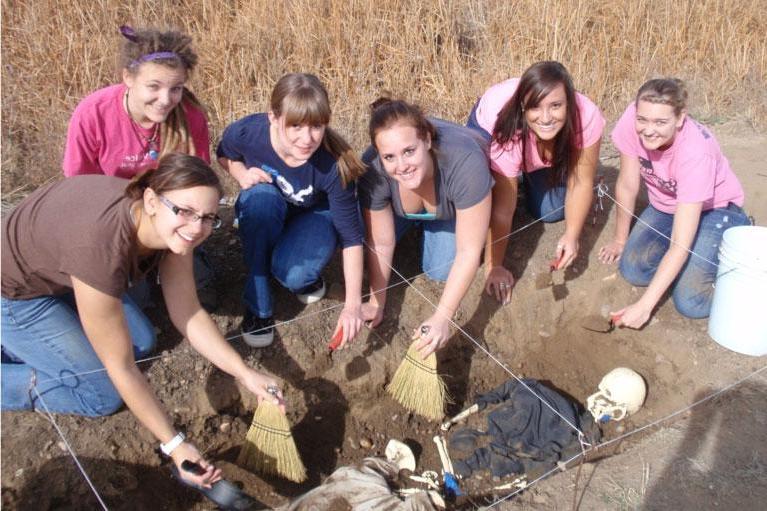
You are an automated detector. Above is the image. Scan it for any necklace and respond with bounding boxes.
[124,90,160,160]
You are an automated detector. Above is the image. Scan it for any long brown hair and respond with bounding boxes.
[125,153,222,200]
[270,73,364,187]
[119,26,206,159]
[492,61,582,187]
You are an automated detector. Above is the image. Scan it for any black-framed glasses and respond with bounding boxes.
[158,195,222,229]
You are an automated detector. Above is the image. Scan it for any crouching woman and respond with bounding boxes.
[598,79,750,326]
[1,153,281,487]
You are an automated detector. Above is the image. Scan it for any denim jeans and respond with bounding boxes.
[236,183,338,318]
[395,215,457,282]
[619,203,751,318]
[466,100,565,222]
[1,292,156,416]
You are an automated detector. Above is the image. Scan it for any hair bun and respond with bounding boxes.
[370,95,394,112]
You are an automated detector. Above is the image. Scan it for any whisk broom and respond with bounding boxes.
[237,388,307,483]
[386,327,449,421]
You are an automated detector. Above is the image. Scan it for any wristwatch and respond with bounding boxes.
[160,432,185,456]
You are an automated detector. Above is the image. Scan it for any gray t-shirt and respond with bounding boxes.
[359,118,493,220]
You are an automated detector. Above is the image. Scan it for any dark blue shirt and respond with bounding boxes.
[216,113,362,248]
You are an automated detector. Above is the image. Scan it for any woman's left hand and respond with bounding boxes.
[611,301,652,329]
[238,369,285,413]
[554,235,579,270]
[413,315,452,359]
[331,304,364,350]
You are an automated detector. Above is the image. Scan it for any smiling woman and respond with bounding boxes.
[217,73,366,349]
[1,153,283,490]
[63,26,209,178]
[359,98,493,357]
[598,78,750,327]
[467,61,606,303]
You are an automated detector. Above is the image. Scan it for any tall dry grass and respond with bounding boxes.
[2,0,766,194]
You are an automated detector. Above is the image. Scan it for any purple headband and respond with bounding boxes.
[119,25,180,67]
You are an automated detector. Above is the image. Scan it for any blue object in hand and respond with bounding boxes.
[444,472,463,497]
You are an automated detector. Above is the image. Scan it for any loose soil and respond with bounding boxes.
[2,123,766,510]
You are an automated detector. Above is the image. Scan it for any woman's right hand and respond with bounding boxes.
[171,441,222,489]
[361,300,384,328]
[598,240,626,264]
[484,266,514,305]
[234,166,274,190]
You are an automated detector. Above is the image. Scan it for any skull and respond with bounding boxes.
[586,367,646,423]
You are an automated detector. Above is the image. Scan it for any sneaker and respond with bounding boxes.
[240,311,274,347]
[295,277,326,305]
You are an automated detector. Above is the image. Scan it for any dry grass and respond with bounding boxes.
[2,0,766,194]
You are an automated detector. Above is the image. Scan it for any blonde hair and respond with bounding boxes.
[635,78,688,116]
[270,73,364,187]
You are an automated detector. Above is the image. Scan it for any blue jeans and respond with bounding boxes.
[619,203,750,318]
[236,184,338,318]
[1,292,156,416]
[395,216,457,282]
[466,99,565,222]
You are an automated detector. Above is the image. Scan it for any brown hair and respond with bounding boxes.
[125,153,222,200]
[635,78,688,116]
[492,61,582,187]
[120,26,206,160]
[270,73,364,187]
[368,97,439,161]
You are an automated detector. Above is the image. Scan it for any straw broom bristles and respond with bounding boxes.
[237,400,307,483]
[386,340,449,421]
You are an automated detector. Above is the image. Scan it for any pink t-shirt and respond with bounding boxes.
[473,77,606,177]
[63,84,210,179]
[611,102,744,214]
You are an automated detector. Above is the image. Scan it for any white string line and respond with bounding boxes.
[34,201,564,387]
[362,236,587,438]
[484,363,767,509]
[597,184,719,268]
[31,386,109,510]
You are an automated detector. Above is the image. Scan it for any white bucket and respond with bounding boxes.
[708,225,767,356]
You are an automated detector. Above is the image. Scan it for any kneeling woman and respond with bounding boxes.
[467,61,605,303]
[359,98,492,357]
[2,154,281,487]
[598,79,749,327]
[217,73,366,348]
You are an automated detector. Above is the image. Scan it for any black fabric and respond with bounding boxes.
[451,378,599,478]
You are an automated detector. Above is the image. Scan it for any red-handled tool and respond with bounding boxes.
[549,252,566,272]
[328,327,343,350]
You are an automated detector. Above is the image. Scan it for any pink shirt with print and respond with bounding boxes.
[473,77,606,178]
[63,84,210,179]
[611,102,744,214]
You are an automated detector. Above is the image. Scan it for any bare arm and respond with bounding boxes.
[614,202,702,328]
[72,277,221,487]
[361,206,397,327]
[557,139,601,268]
[483,175,518,304]
[332,244,364,347]
[599,152,642,263]
[159,252,282,402]
[416,193,492,357]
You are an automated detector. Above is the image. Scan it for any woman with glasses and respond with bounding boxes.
[598,78,749,327]
[2,153,282,489]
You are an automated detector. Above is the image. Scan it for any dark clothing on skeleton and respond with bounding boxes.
[450,378,599,478]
